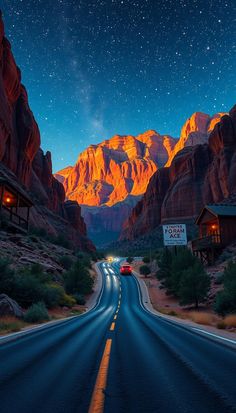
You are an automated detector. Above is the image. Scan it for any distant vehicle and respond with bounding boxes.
[120,263,132,275]
[107,256,113,263]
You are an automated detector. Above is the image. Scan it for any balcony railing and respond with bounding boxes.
[192,233,222,251]
[1,205,28,231]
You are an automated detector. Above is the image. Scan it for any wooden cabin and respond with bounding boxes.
[0,178,33,233]
[192,204,236,264]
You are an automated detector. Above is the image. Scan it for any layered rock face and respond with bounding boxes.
[56,131,176,244]
[166,112,225,166]
[58,131,176,207]
[0,12,93,250]
[121,106,236,240]
[57,112,223,245]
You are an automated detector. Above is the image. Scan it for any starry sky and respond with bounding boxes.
[1,0,236,171]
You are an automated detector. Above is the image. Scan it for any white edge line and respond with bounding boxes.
[132,271,236,347]
[192,328,236,345]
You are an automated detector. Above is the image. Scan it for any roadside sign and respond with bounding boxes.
[162,224,187,246]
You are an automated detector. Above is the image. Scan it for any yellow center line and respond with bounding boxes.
[88,339,112,413]
[116,310,119,314]
[114,315,117,320]
[110,322,116,331]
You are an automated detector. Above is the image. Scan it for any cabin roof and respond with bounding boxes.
[0,178,33,206]
[196,204,236,224]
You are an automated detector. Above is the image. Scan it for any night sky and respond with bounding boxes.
[1,0,236,171]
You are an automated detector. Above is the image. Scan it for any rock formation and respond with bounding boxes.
[0,294,24,318]
[56,112,223,245]
[0,11,94,251]
[121,106,236,241]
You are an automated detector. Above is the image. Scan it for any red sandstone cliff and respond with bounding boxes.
[0,11,93,250]
[57,131,176,207]
[120,106,236,241]
[56,111,223,245]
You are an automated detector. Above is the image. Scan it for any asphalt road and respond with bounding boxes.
[0,260,236,413]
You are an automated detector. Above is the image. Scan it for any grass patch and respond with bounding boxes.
[188,311,217,325]
[0,316,26,335]
[224,314,236,328]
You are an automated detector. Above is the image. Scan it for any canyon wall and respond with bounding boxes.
[120,106,236,241]
[56,112,223,246]
[0,11,93,250]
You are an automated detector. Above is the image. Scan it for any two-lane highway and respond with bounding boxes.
[0,260,236,413]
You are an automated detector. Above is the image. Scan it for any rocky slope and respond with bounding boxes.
[121,105,236,241]
[0,11,94,251]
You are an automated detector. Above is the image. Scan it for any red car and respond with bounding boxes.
[120,264,132,275]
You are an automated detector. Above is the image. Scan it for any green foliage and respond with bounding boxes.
[143,256,151,264]
[156,248,172,282]
[73,293,86,305]
[59,255,73,270]
[0,259,66,309]
[64,260,94,295]
[214,261,236,316]
[139,265,151,277]
[24,302,49,323]
[169,248,196,295]
[178,261,211,308]
[127,257,134,264]
[60,294,76,308]
[75,252,92,269]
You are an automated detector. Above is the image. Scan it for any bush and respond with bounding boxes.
[64,260,94,295]
[42,284,65,309]
[73,294,86,305]
[60,294,76,308]
[143,256,150,264]
[127,257,134,264]
[139,265,151,277]
[59,256,73,270]
[24,302,49,323]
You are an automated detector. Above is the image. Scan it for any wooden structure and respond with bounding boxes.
[192,204,236,264]
[0,178,33,233]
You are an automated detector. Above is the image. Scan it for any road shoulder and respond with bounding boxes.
[133,270,236,347]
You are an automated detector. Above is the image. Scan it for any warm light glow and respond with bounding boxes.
[6,197,11,203]
[211,224,217,230]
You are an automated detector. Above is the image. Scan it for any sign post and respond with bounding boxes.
[162,224,187,252]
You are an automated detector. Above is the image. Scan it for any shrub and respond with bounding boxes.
[143,256,150,264]
[63,260,94,295]
[42,284,65,309]
[60,294,76,308]
[189,311,215,325]
[127,257,134,264]
[73,294,86,305]
[59,255,73,270]
[24,302,49,323]
[139,265,151,277]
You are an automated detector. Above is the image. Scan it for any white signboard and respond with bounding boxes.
[162,224,187,246]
